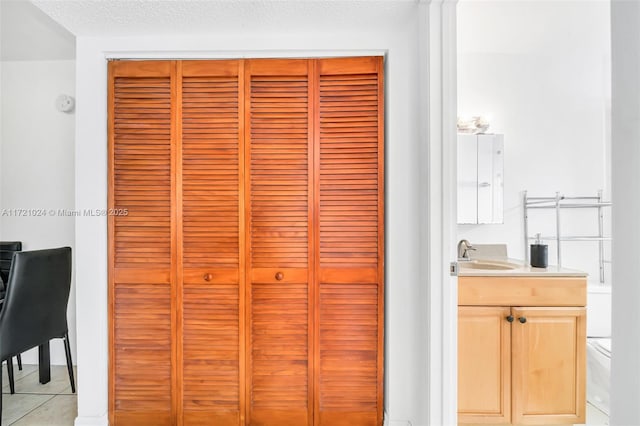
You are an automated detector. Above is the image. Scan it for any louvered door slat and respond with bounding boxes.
[319,72,379,269]
[114,284,172,418]
[250,282,308,424]
[249,70,309,268]
[316,57,384,426]
[181,61,242,425]
[113,77,172,270]
[246,59,312,425]
[109,62,174,426]
[182,285,240,425]
[182,74,240,268]
[319,283,378,425]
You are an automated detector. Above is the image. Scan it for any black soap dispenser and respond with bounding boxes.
[530,233,548,268]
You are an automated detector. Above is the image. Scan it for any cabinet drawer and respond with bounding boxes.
[459,276,586,307]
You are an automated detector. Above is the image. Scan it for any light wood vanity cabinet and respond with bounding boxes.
[458,276,586,425]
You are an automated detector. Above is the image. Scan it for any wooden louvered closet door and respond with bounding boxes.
[245,59,313,425]
[315,57,384,426]
[109,57,383,426]
[180,60,243,425]
[109,61,176,426]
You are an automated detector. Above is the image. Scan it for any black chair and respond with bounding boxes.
[0,241,24,387]
[0,247,76,417]
[0,241,22,291]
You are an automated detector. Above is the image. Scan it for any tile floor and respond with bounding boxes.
[1,364,76,426]
[0,364,610,426]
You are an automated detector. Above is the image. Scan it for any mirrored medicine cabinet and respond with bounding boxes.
[457,133,504,224]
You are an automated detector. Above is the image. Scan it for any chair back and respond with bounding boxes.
[0,247,72,360]
[0,241,22,284]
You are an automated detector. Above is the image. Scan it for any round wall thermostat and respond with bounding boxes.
[56,94,75,113]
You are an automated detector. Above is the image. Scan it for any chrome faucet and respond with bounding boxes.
[457,239,476,260]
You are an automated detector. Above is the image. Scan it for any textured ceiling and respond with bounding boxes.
[32,0,418,37]
[1,0,75,61]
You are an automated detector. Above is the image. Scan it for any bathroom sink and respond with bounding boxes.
[459,260,520,270]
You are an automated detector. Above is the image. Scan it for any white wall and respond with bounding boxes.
[73,18,433,426]
[611,1,640,424]
[0,60,76,365]
[457,0,611,282]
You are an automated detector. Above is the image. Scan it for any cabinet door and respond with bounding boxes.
[316,57,384,426]
[458,306,512,424]
[245,59,313,426]
[511,307,586,425]
[180,60,243,425]
[109,61,176,425]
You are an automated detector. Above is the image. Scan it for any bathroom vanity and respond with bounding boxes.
[458,260,587,425]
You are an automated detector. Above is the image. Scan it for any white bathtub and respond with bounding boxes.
[586,284,611,416]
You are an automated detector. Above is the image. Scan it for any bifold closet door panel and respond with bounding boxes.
[245,59,313,425]
[316,56,384,426]
[109,60,176,425]
[180,60,243,425]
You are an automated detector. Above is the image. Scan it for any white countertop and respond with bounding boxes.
[458,258,588,277]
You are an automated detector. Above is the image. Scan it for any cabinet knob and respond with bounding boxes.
[518,317,527,324]
[275,272,284,281]
[506,315,514,323]
[203,273,213,282]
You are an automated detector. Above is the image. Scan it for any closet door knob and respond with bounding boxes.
[518,317,527,324]
[203,273,213,282]
[506,315,514,323]
[275,272,284,281]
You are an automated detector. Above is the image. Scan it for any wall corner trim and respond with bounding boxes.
[419,0,459,424]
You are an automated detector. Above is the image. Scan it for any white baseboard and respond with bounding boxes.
[384,411,412,426]
[74,414,109,426]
